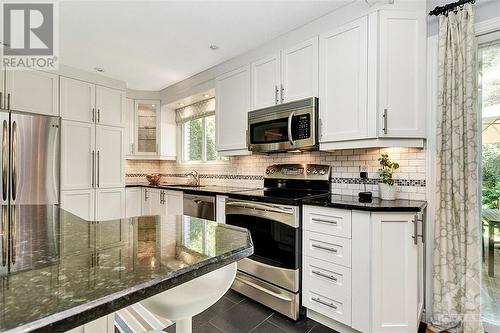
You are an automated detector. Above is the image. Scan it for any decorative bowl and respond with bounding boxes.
[146,174,161,185]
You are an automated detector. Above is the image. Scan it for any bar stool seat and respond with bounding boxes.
[141,263,237,333]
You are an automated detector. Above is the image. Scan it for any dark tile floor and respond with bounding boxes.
[164,289,338,333]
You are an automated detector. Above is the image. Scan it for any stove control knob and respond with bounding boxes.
[306,168,311,174]
[266,169,270,175]
[312,168,318,175]
[270,168,275,174]
[319,169,326,175]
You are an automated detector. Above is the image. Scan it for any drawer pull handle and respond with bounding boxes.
[312,297,338,310]
[312,218,338,225]
[312,244,338,253]
[312,270,338,282]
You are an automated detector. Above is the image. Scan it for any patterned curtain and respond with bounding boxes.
[431,4,481,333]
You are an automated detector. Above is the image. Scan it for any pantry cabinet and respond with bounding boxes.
[302,206,424,333]
[251,37,318,110]
[4,70,59,116]
[61,189,96,221]
[95,125,125,188]
[60,76,125,128]
[378,10,426,138]
[95,188,125,221]
[215,65,251,155]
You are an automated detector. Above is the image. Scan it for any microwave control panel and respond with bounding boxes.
[294,114,311,139]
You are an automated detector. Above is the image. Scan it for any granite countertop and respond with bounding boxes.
[301,194,427,212]
[0,205,253,333]
[126,182,257,196]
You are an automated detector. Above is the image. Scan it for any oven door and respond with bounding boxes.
[225,199,300,292]
[248,98,317,152]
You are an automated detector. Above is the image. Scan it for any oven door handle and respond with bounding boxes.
[287,111,295,146]
[226,201,295,215]
[234,275,293,302]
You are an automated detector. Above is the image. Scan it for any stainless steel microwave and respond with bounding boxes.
[247,97,318,153]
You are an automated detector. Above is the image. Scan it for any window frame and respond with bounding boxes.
[179,114,228,165]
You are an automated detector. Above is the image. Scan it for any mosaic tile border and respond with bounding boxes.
[126,173,426,187]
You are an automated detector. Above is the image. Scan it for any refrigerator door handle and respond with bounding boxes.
[2,120,7,202]
[11,121,17,201]
[0,92,2,109]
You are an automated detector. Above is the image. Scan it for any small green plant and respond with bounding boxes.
[378,153,400,186]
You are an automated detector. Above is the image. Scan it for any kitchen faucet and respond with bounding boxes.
[186,170,200,186]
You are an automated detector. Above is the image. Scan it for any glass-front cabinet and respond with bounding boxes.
[133,100,160,155]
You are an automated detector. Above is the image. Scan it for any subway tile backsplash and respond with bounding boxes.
[126,147,427,201]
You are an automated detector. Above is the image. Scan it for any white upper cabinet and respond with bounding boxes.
[96,85,125,127]
[319,17,370,142]
[251,53,280,110]
[215,65,251,154]
[378,10,426,138]
[281,37,318,103]
[61,120,96,190]
[96,125,125,188]
[60,77,96,123]
[5,70,59,116]
[251,38,319,110]
[134,100,160,155]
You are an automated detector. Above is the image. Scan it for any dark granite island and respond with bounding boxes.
[0,205,253,333]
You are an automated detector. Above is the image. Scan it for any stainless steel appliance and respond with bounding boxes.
[225,164,331,319]
[183,193,215,220]
[0,109,60,206]
[248,97,318,153]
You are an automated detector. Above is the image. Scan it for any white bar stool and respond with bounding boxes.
[142,263,237,333]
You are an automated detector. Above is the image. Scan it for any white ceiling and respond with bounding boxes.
[60,1,351,91]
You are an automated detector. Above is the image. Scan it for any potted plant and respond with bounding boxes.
[378,153,400,200]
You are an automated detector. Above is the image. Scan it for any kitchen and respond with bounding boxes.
[0,0,498,332]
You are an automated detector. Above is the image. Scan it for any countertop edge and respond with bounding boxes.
[15,244,253,333]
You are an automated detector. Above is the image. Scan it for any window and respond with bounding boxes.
[182,114,226,162]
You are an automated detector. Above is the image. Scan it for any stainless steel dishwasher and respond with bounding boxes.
[183,193,215,220]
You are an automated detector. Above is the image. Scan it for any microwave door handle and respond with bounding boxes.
[287,111,295,146]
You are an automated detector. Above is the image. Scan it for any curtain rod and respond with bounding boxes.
[429,0,475,16]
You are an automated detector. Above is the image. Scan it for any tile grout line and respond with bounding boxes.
[248,313,275,333]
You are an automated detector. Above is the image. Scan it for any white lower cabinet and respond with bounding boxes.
[140,187,183,216]
[216,195,228,223]
[125,187,142,217]
[302,206,423,333]
[61,188,124,221]
[165,190,183,215]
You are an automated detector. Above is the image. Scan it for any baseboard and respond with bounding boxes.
[306,309,361,333]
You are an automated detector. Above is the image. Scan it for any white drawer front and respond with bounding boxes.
[303,290,351,326]
[303,206,351,239]
[303,230,351,267]
[303,256,351,302]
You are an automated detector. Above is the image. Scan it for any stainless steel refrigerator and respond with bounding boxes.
[0,109,60,206]
[0,108,60,273]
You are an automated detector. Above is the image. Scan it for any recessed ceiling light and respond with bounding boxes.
[179,103,185,107]
[204,94,210,98]
[94,67,105,73]
[209,45,219,50]
[151,104,155,107]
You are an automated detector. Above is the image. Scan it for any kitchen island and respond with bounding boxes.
[0,205,253,333]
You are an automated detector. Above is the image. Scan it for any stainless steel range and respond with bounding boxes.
[225,164,331,320]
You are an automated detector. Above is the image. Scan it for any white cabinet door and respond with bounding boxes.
[96,85,125,127]
[149,189,162,216]
[319,16,370,142]
[5,70,59,116]
[61,189,95,221]
[371,213,419,333]
[96,125,125,188]
[61,121,95,190]
[142,188,152,215]
[216,195,227,223]
[159,105,177,160]
[0,68,4,109]
[378,10,426,138]
[125,98,135,155]
[60,77,96,123]
[96,188,125,220]
[125,187,142,217]
[215,65,251,153]
[166,190,183,215]
[281,37,318,103]
[251,53,280,110]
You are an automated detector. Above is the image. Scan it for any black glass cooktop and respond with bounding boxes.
[229,187,330,205]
